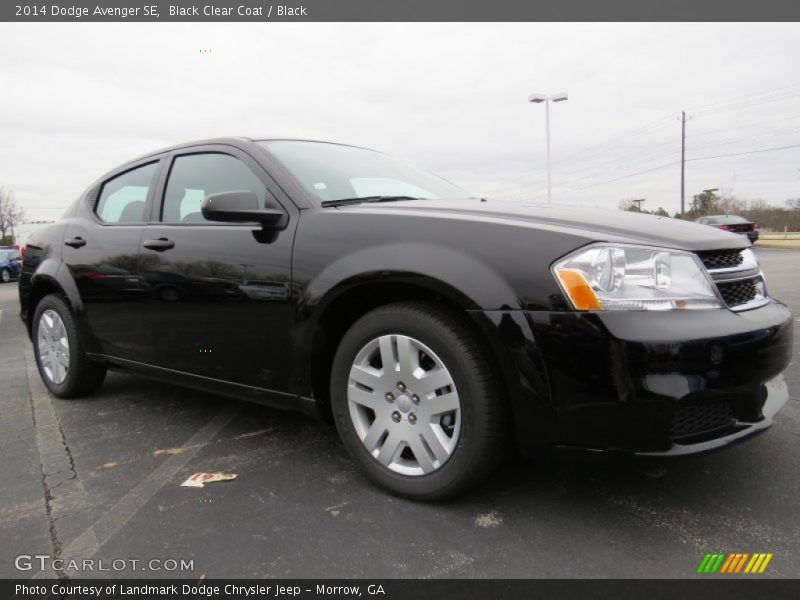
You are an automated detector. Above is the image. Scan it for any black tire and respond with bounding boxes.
[330,301,507,500]
[32,294,107,398]
[0,268,10,283]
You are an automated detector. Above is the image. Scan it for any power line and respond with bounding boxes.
[687,126,800,152]
[687,143,800,162]
[493,86,800,201]
[556,160,681,195]
[549,142,800,199]
[688,84,800,116]
[688,114,800,140]
[549,115,675,168]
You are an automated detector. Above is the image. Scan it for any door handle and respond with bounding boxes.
[65,237,86,248]
[143,238,175,251]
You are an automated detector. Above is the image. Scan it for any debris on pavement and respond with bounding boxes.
[181,472,237,488]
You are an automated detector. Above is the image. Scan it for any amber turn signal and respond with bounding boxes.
[555,269,602,310]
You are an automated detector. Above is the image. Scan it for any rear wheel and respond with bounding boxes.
[0,268,10,283]
[330,302,507,500]
[32,295,106,398]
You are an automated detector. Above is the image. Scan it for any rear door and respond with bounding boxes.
[62,159,162,360]
[138,145,297,393]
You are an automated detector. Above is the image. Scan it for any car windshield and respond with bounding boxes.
[259,140,467,204]
[708,215,749,224]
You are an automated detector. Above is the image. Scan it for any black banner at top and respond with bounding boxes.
[3,0,800,22]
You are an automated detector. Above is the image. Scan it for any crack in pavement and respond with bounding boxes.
[24,349,80,582]
[57,404,240,577]
[24,346,239,579]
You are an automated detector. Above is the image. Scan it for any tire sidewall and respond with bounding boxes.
[331,306,491,499]
[32,295,81,397]
[1,269,10,283]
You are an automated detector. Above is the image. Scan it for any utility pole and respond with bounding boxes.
[680,111,686,216]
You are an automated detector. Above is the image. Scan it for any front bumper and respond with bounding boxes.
[636,374,787,456]
[473,299,793,455]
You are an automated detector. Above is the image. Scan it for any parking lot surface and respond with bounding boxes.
[1,249,798,579]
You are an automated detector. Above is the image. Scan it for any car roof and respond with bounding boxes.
[127,137,374,163]
[703,214,750,221]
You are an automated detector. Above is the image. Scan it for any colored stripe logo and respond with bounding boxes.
[697,552,773,574]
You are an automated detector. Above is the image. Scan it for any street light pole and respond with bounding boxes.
[545,99,551,203]
[529,92,568,203]
[680,111,686,216]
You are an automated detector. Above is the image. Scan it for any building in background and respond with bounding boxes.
[14,221,55,249]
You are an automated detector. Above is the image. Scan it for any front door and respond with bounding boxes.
[138,147,296,393]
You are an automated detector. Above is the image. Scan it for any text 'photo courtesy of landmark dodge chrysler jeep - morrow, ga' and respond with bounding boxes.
[19,138,793,499]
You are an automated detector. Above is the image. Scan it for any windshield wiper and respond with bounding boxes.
[320,196,423,207]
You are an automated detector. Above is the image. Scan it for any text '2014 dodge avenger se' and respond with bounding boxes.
[19,138,793,499]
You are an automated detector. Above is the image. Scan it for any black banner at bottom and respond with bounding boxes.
[3,579,800,600]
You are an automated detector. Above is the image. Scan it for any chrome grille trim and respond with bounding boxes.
[695,248,769,312]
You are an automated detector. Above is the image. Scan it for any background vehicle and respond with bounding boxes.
[18,138,793,499]
[0,248,21,283]
[695,214,760,243]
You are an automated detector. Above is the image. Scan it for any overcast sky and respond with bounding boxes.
[1,22,799,220]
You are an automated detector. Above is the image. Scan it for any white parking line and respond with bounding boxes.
[58,405,240,577]
[24,346,240,578]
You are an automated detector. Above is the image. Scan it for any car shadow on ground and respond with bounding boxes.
[44,369,798,578]
[64,370,760,509]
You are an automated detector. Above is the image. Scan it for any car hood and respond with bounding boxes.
[336,198,750,252]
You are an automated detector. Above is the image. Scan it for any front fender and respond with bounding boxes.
[301,241,520,314]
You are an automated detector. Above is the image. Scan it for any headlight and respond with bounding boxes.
[552,244,722,311]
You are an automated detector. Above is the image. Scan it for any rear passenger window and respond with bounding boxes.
[161,153,268,223]
[96,162,158,224]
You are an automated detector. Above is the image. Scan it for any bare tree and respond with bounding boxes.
[715,193,747,215]
[0,188,25,244]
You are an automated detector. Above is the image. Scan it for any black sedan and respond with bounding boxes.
[696,214,760,243]
[18,138,792,499]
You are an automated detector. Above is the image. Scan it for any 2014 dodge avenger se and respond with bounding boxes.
[19,138,793,499]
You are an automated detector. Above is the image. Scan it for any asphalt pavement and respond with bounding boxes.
[1,248,798,579]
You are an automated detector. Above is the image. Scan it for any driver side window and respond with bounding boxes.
[161,153,270,224]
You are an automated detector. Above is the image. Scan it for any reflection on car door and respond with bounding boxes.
[138,146,297,394]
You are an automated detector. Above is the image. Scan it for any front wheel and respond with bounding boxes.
[330,302,507,500]
[32,294,107,398]
[0,268,10,283]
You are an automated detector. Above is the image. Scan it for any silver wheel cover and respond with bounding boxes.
[37,309,70,384]
[347,334,461,476]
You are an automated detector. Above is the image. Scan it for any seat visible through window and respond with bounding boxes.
[95,162,158,224]
[162,153,269,223]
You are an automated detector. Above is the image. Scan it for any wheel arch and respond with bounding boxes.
[24,260,87,342]
[297,274,521,422]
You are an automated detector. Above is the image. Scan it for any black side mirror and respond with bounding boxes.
[201,190,285,226]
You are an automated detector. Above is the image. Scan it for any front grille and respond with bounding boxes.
[696,248,743,270]
[670,399,735,439]
[717,278,758,308]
